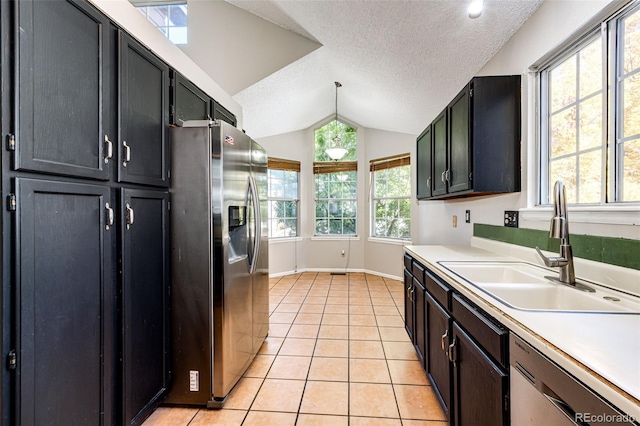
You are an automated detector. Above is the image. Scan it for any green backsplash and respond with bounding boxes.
[473,224,640,270]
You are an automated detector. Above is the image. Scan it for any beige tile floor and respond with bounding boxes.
[143,272,447,425]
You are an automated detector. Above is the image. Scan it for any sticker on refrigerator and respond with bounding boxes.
[189,370,199,391]
[225,135,234,145]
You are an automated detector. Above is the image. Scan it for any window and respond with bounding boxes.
[371,154,411,240]
[267,158,300,238]
[136,3,187,45]
[314,119,358,236]
[537,2,640,205]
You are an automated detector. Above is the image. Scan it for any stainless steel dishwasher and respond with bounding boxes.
[510,334,636,426]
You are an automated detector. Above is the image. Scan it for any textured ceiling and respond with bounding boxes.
[228,0,544,139]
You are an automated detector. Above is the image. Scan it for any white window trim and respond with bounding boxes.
[311,236,360,241]
[269,237,303,244]
[367,237,411,245]
[520,205,640,225]
[526,0,640,224]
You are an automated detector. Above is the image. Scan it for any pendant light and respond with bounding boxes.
[325,81,348,161]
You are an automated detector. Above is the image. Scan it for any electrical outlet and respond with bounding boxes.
[465,210,471,223]
[504,211,518,228]
[452,215,458,228]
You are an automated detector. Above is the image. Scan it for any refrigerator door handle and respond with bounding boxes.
[248,176,261,274]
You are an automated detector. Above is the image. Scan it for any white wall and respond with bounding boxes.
[181,1,321,96]
[258,124,417,279]
[418,0,640,245]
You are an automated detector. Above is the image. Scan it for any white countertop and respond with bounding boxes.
[404,239,640,420]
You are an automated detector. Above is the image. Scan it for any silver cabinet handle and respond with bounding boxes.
[122,141,131,167]
[406,286,414,302]
[125,203,134,229]
[104,135,113,164]
[105,202,114,230]
[445,169,451,183]
[441,171,446,183]
[426,177,431,188]
[441,329,449,352]
[448,337,457,364]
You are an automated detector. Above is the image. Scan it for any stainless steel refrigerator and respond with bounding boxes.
[165,120,269,407]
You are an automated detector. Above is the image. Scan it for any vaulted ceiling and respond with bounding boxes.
[180,0,544,139]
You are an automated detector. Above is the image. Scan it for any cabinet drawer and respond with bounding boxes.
[412,261,425,285]
[425,269,451,311]
[404,253,413,271]
[452,293,508,369]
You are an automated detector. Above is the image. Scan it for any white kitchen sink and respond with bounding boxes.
[439,261,640,314]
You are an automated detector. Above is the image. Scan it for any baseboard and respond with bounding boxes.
[269,268,401,282]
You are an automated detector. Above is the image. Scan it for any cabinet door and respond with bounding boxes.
[452,323,508,426]
[16,178,114,426]
[212,99,237,127]
[413,278,426,365]
[416,125,432,199]
[170,71,210,125]
[431,111,447,196]
[448,87,471,193]
[17,0,112,179]
[119,32,169,187]
[426,292,452,422]
[120,189,170,426]
[403,269,414,341]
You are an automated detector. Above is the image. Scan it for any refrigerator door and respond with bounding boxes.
[213,122,254,402]
[251,140,270,355]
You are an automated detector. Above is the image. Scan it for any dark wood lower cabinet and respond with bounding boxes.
[426,291,452,423]
[16,178,114,426]
[404,254,509,426]
[413,277,426,365]
[452,323,509,426]
[120,189,170,426]
[404,269,414,341]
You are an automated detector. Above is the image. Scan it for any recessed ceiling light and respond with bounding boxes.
[468,0,484,18]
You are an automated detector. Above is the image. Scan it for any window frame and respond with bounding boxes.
[369,154,411,241]
[313,117,359,237]
[313,162,358,236]
[534,0,640,208]
[267,158,300,239]
[135,2,188,45]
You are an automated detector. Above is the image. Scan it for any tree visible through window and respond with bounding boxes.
[539,2,640,204]
[314,119,358,236]
[267,158,299,238]
[371,155,411,239]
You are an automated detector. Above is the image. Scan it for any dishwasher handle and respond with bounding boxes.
[542,391,587,426]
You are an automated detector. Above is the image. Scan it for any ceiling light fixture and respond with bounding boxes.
[468,0,484,18]
[325,81,348,161]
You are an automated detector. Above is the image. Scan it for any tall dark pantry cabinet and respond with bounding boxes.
[0,1,176,424]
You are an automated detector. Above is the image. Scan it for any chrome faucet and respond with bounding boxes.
[535,180,576,285]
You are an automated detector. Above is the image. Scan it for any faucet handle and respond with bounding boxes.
[535,246,568,268]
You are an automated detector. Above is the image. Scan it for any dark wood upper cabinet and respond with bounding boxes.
[416,125,432,199]
[212,99,237,127]
[448,88,471,193]
[431,111,447,197]
[119,31,169,187]
[120,189,170,426]
[417,75,521,200]
[16,0,111,180]
[16,178,114,426]
[170,71,210,125]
